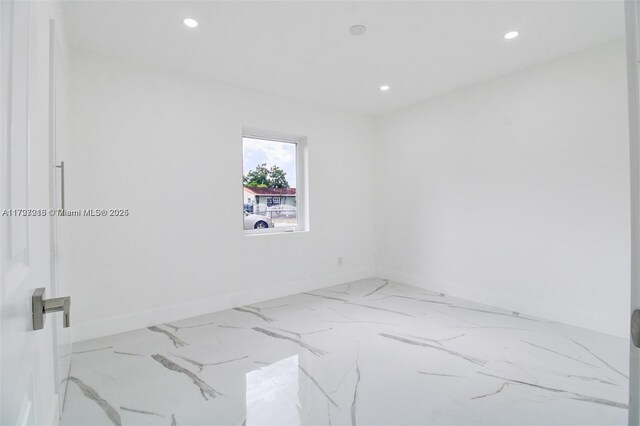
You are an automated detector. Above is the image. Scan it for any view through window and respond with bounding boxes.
[243,135,298,232]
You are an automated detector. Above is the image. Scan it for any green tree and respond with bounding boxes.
[243,163,290,188]
[268,165,289,188]
[243,163,270,188]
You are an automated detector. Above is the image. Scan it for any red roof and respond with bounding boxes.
[244,186,296,196]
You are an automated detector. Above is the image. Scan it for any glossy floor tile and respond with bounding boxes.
[60,278,629,426]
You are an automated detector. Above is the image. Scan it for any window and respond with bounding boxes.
[242,129,306,234]
[267,197,281,206]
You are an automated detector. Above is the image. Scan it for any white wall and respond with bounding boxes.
[67,50,375,342]
[374,40,630,338]
[68,40,630,342]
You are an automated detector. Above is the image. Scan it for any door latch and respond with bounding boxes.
[32,288,71,330]
[632,309,640,348]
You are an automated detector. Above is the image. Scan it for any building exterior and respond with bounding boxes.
[243,186,296,212]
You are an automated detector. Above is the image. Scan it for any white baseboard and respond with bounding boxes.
[72,265,626,342]
[376,267,627,339]
[71,267,375,343]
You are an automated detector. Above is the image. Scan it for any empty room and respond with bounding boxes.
[2,0,640,425]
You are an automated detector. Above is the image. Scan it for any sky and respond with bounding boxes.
[243,137,297,188]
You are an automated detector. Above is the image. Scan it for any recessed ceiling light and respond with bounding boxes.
[504,31,519,40]
[380,85,390,92]
[183,18,198,28]
[349,25,367,36]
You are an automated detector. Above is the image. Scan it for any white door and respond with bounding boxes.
[49,17,72,415]
[1,0,59,424]
[626,1,640,425]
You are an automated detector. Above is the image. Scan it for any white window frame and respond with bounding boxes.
[242,127,308,235]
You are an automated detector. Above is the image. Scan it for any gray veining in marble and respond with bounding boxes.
[113,350,145,358]
[351,360,360,426]
[375,293,452,306]
[147,326,187,348]
[478,372,629,409]
[151,354,222,400]
[299,365,339,408]
[163,320,217,332]
[168,353,248,372]
[418,371,461,378]
[379,333,488,366]
[303,292,414,317]
[68,346,114,356]
[119,406,164,417]
[61,278,630,426]
[66,377,121,426]
[521,340,598,367]
[362,280,388,297]
[233,307,276,323]
[252,327,328,356]
[471,382,510,400]
[568,337,630,379]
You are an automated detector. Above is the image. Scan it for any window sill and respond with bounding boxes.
[243,229,309,237]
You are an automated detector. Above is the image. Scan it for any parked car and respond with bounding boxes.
[253,203,268,215]
[244,212,273,230]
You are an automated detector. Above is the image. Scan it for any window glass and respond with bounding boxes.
[243,136,298,233]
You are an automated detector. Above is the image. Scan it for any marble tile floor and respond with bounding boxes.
[60,278,629,426]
